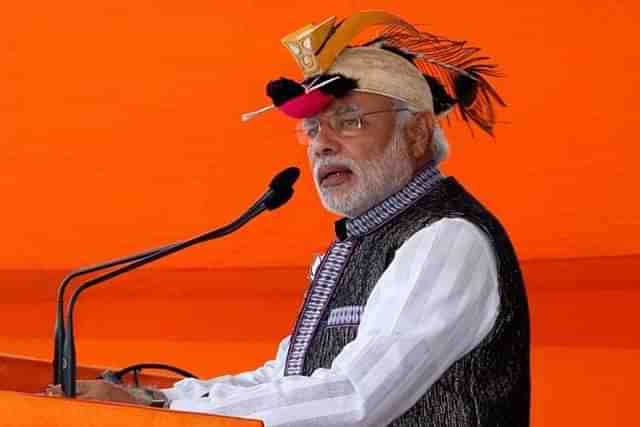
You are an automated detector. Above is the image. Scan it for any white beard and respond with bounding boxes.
[312,131,415,218]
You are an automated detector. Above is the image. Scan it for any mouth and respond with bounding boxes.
[317,165,354,188]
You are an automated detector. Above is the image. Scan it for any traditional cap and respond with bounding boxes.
[328,47,434,113]
[242,11,506,136]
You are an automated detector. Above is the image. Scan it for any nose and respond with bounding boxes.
[308,126,342,159]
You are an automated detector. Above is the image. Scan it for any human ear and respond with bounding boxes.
[404,112,434,161]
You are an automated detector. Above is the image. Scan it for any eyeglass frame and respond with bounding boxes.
[295,108,411,145]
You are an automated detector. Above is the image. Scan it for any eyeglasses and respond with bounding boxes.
[295,108,410,145]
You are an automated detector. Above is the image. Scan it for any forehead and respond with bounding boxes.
[321,91,394,115]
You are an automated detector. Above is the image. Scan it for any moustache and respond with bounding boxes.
[313,158,359,182]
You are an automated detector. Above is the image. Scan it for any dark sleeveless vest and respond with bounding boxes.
[284,165,530,426]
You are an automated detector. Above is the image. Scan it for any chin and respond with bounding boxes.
[320,190,372,218]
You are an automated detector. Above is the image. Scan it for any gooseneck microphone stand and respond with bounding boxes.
[52,242,179,385]
[54,167,299,397]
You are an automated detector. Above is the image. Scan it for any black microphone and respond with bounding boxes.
[249,166,299,211]
[53,167,301,385]
[60,167,299,397]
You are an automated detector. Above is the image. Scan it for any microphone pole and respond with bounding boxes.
[52,242,180,385]
[60,167,300,397]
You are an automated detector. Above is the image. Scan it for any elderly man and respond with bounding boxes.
[50,11,530,426]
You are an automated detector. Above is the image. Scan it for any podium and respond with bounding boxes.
[0,353,263,426]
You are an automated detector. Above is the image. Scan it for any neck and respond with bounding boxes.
[335,160,445,240]
[347,159,437,219]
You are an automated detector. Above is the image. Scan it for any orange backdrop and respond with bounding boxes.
[1,1,639,268]
[1,4,639,425]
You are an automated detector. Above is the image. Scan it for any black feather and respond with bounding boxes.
[361,25,507,136]
[423,74,457,116]
[266,78,305,106]
[453,72,478,108]
[377,44,417,62]
[266,74,358,107]
[376,45,457,116]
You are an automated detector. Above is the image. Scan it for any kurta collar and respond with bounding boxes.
[335,161,444,240]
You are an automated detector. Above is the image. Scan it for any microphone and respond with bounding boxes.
[53,167,301,386]
[59,167,300,397]
[253,166,299,211]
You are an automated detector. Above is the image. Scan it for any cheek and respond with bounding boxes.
[349,137,389,162]
[357,122,397,160]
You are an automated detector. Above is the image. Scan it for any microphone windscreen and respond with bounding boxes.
[270,167,300,192]
[265,187,294,211]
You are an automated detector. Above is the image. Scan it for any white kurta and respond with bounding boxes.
[163,217,500,426]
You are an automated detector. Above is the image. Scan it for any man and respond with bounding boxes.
[49,11,530,426]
